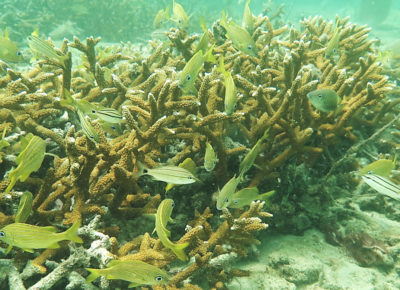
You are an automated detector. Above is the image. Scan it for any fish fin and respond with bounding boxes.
[128,282,140,288]
[200,16,207,32]
[22,247,35,253]
[47,243,60,249]
[64,220,83,243]
[217,56,226,75]
[60,89,76,107]
[85,268,101,283]
[259,190,275,201]
[134,161,146,178]
[4,174,17,194]
[5,245,13,254]
[106,260,122,267]
[4,27,9,39]
[165,182,174,192]
[204,44,216,64]
[41,226,58,232]
[172,242,189,261]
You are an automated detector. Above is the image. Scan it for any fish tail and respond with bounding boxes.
[85,268,101,283]
[134,161,146,178]
[64,220,83,243]
[172,242,189,261]
[204,44,216,64]
[60,88,76,107]
[260,127,270,142]
[200,16,207,32]
[259,190,275,201]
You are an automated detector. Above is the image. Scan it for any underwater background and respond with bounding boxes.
[0,0,400,289]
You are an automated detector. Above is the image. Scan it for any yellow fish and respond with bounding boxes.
[0,28,23,63]
[238,128,269,180]
[77,110,100,143]
[217,57,237,115]
[171,0,189,29]
[27,32,68,68]
[194,16,210,55]
[0,220,83,254]
[136,161,198,185]
[216,175,241,210]
[154,5,170,29]
[0,127,10,162]
[4,134,46,194]
[86,260,169,288]
[15,191,33,223]
[325,24,340,58]
[242,0,254,35]
[155,199,189,261]
[359,156,396,177]
[307,88,341,113]
[178,45,215,94]
[362,174,400,201]
[228,187,275,209]
[165,157,197,192]
[204,142,218,172]
[220,11,258,57]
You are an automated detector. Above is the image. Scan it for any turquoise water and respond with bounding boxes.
[0,0,400,289]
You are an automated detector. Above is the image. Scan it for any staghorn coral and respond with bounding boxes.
[0,3,397,289]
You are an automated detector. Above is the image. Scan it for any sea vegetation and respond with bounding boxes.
[0,0,398,289]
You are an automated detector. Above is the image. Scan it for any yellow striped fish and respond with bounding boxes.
[77,110,99,143]
[86,260,169,287]
[165,158,197,192]
[155,199,189,261]
[4,135,46,194]
[95,107,123,124]
[136,162,198,184]
[359,157,396,177]
[228,187,275,209]
[27,33,68,68]
[0,220,83,254]
[15,191,33,223]
[216,175,241,210]
[362,174,400,201]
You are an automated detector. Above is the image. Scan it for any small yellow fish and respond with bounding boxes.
[136,162,198,184]
[61,89,97,116]
[307,88,341,113]
[154,5,170,29]
[171,0,189,29]
[242,0,254,35]
[228,187,275,209]
[0,127,10,162]
[155,199,189,261]
[165,157,197,192]
[15,191,33,223]
[217,57,237,115]
[216,175,241,210]
[94,107,123,124]
[0,28,23,63]
[178,45,215,94]
[77,110,100,143]
[238,128,269,180]
[86,260,170,288]
[204,142,218,172]
[0,220,82,253]
[27,33,68,68]
[194,16,210,55]
[4,135,46,194]
[220,11,258,57]
[359,157,396,177]
[325,24,340,58]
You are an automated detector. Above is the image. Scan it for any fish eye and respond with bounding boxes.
[367,170,372,174]
[16,51,22,56]
[247,44,252,50]
[188,176,193,179]
[234,103,237,109]
[90,135,94,139]
[179,19,182,24]
[171,201,175,207]
[111,126,116,130]
[225,198,229,203]
[155,275,163,282]
[91,109,96,114]
[318,94,322,98]
[0,231,5,238]
[186,75,191,81]
[234,200,238,204]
